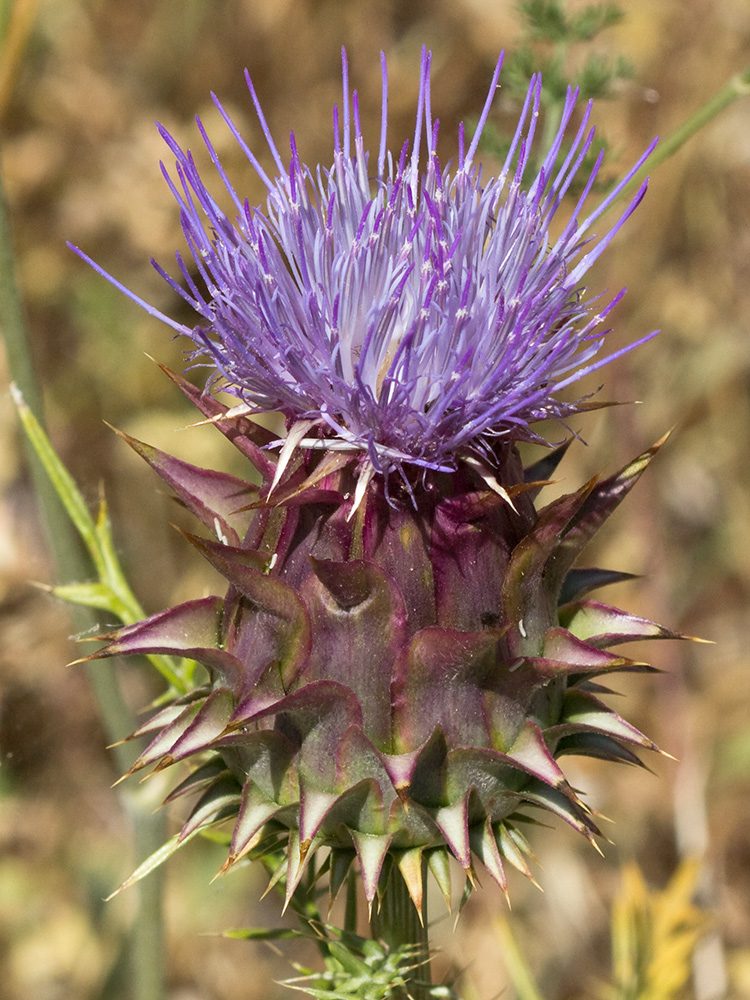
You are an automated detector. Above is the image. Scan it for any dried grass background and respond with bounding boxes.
[1,1,749,998]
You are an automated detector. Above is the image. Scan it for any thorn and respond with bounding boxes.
[396,848,425,922]
[106,734,135,749]
[229,831,264,869]
[511,478,556,495]
[66,652,99,667]
[395,785,411,812]
[559,777,586,803]
[260,859,287,901]
[76,633,115,645]
[178,402,258,430]
[210,859,232,883]
[346,462,375,521]
[298,838,311,866]
[267,419,317,497]
[657,426,676,445]
[590,838,605,857]
[137,768,162,784]
[462,453,518,512]
[259,881,275,902]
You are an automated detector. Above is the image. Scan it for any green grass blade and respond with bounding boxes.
[12,383,192,692]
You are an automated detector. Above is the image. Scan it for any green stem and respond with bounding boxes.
[344,872,358,935]
[494,917,546,1000]
[0,134,166,1000]
[622,63,750,198]
[370,861,431,1000]
[131,805,167,1000]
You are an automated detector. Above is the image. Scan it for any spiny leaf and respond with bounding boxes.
[545,434,670,601]
[559,599,684,647]
[221,926,309,941]
[12,384,105,576]
[105,828,203,899]
[47,581,125,611]
[558,567,638,605]
[13,385,191,691]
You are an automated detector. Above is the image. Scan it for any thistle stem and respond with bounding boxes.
[370,862,431,1000]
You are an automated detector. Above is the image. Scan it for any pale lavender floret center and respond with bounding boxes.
[72,48,656,474]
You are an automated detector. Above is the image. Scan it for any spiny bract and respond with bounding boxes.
[85,49,678,915]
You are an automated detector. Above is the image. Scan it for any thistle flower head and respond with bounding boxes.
[83,48,654,480]
[81,52,677,920]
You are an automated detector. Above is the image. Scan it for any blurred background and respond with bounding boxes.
[1,0,749,997]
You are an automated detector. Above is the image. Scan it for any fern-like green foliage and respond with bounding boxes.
[519,0,624,43]
[480,0,633,189]
[225,919,455,999]
[281,932,435,999]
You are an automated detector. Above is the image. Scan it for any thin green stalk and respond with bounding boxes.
[0,135,166,1000]
[344,874,358,935]
[493,917,546,1000]
[12,388,190,692]
[131,812,166,1000]
[621,64,750,199]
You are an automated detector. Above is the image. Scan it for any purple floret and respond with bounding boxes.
[74,48,656,476]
